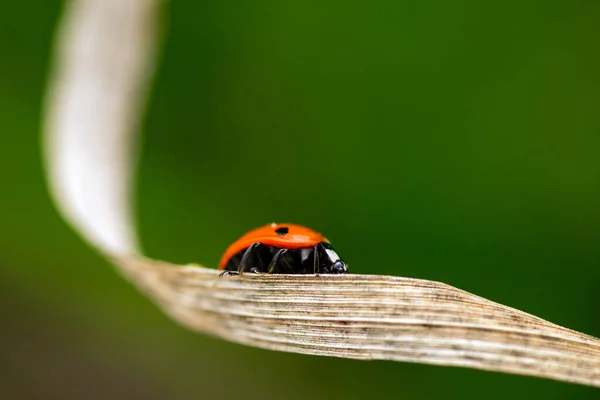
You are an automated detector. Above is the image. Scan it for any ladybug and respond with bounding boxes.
[219,223,347,275]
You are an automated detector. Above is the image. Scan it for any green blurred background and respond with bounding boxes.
[2,0,599,399]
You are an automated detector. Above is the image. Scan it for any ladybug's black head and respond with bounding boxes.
[320,242,348,274]
[331,260,347,274]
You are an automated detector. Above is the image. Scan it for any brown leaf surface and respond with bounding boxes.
[117,256,600,387]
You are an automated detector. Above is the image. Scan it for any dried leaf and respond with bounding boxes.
[43,0,600,388]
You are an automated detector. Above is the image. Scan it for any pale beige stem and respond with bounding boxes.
[42,0,600,389]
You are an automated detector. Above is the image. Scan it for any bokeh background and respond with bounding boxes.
[2,1,600,399]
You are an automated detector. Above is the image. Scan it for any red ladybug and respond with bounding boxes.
[219,223,347,275]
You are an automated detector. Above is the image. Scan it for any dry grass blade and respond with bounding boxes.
[43,0,600,390]
[116,256,600,387]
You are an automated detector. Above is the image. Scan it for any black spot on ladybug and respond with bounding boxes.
[275,226,289,236]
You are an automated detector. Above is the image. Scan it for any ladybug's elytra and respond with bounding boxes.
[219,223,348,275]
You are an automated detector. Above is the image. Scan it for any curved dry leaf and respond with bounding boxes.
[115,256,600,387]
[43,0,600,389]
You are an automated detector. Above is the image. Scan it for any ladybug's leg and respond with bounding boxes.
[237,242,261,275]
[279,252,295,273]
[313,244,320,275]
[267,249,288,273]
